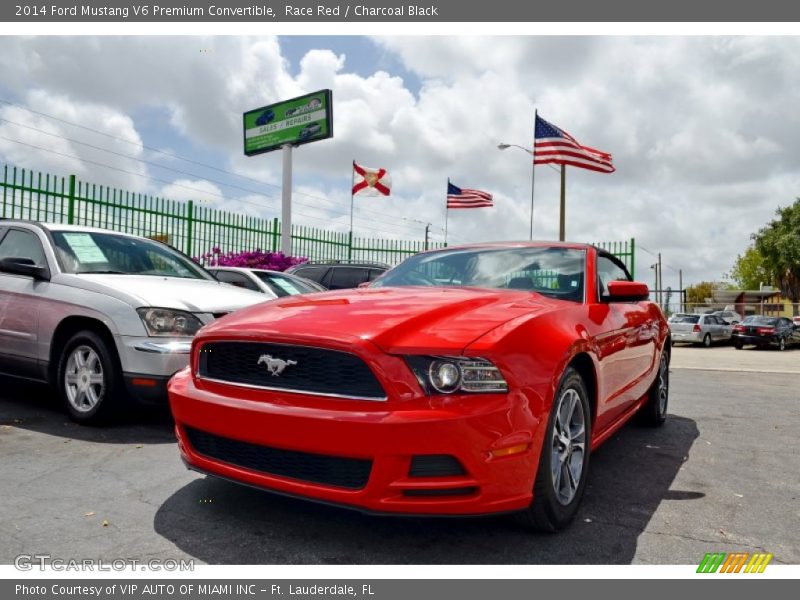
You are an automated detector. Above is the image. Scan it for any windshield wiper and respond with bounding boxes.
[77,270,129,275]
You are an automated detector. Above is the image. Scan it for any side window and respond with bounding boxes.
[0,229,48,267]
[597,255,631,299]
[329,267,370,290]
[368,268,386,281]
[214,271,259,291]
[292,266,328,284]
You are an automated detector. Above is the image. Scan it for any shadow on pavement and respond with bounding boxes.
[154,415,700,564]
[0,375,175,444]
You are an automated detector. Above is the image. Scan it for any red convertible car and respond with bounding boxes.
[168,242,670,530]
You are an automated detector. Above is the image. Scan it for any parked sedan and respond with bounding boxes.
[0,221,266,423]
[669,313,732,347]
[208,267,326,298]
[732,316,800,350]
[169,242,670,531]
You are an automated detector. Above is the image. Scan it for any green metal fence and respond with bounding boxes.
[1,163,634,272]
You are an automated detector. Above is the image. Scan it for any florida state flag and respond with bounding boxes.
[352,161,391,197]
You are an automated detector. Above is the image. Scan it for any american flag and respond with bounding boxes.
[447,181,493,209]
[534,114,615,173]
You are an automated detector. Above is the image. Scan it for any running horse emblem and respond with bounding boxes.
[257,354,298,376]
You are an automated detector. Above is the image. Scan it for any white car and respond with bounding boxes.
[669,313,732,346]
[207,266,325,298]
[0,221,266,422]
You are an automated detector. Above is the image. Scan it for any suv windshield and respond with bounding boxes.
[51,231,211,279]
[372,246,586,302]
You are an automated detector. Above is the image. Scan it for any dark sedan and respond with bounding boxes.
[732,316,800,351]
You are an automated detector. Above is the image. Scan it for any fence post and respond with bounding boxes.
[67,174,76,225]
[186,200,194,256]
[348,231,353,261]
[272,218,279,252]
[630,237,636,279]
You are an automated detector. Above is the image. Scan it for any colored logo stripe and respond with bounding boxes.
[697,553,726,573]
[697,552,773,573]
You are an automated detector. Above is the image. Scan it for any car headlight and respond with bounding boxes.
[136,308,203,337]
[406,356,508,394]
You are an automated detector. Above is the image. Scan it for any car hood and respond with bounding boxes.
[57,274,266,313]
[198,286,560,354]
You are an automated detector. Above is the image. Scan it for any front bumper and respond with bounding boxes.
[117,336,193,403]
[168,368,541,516]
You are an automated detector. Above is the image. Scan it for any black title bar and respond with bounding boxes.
[3,0,800,22]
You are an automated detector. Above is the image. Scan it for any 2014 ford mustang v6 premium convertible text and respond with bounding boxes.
[168,242,671,531]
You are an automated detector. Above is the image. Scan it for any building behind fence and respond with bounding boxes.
[1,164,635,272]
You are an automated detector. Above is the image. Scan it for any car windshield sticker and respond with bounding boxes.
[61,233,108,263]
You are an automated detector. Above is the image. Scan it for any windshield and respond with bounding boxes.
[51,231,212,279]
[254,271,320,297]
[372,246,586,302]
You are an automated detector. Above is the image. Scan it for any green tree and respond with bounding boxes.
[753,199,800,312]
[685,281,729,304]
[728,245,772,290]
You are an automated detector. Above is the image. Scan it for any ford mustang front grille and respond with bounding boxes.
[197,341,386,400]
[185,427,373,490]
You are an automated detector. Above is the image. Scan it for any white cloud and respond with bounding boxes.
[0,90,147,189]
[1,35,799,286]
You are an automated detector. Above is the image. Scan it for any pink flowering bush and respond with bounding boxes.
[194,247,308,272]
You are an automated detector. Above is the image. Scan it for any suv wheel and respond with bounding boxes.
[57,330,125,423]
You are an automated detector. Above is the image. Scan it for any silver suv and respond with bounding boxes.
[0,221,265,422]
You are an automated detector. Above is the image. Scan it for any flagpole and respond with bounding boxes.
[530,108,537,241]
[444,178,450,246]
[349,160,356,260]
[559,164,566,241]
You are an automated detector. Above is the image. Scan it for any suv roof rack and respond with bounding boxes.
[299,259,391,268]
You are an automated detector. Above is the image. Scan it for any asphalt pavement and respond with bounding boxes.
[0,346,798,564]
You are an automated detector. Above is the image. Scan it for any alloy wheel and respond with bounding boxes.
[657,352,669,415]
[64,345,105,413]
[551,387,586,506]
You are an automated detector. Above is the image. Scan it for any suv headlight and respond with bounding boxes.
[137,308,203,337]
[406,356,508,394]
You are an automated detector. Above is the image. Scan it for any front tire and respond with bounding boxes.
[515,367,591,532]
[57,330,125,424]
[733,341,743,350]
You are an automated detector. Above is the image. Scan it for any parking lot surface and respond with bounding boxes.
[0,346,798,565]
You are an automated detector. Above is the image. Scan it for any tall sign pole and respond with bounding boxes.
[281,143,293,255]
[558,164,566,241]
[243,89,333,258]
[530,109,537,240]
[444,178,450,245]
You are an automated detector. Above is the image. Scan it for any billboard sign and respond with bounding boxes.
[243,89,333,156]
